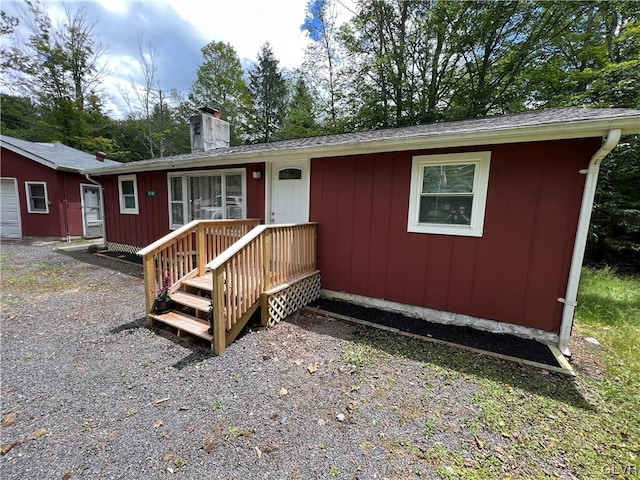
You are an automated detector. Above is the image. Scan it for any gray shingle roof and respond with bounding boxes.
[1,135,121,172]
[85,108,640,175]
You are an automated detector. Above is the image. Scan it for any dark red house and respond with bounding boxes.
[1,135,120,240]
[86,108,640,355]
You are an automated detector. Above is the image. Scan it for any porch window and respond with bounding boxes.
[168,169,246,229]
[118,175,139,214]
[407,152,491,237]
[25,182,49,213]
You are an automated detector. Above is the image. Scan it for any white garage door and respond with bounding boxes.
[1,178,22,238]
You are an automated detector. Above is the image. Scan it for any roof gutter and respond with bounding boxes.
[557,128,621,356]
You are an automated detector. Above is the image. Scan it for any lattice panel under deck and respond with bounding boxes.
[106,242,141,254]
[267,273,321,326]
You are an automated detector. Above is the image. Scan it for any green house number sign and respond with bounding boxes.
[147,190,156,197]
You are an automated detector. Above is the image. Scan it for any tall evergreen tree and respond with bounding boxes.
[279,75,321,140]
[248,42,288,143]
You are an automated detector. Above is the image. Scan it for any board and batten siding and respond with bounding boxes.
[0,148,86,238]
[101,163,266,249]
[309,138,602,333]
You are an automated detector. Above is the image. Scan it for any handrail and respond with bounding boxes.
[137,220,200,257]
[206,223,317,271]
[206,225,267,270]
[140,219,261,318]
[209,222,318,354]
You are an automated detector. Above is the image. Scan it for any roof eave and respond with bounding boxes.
[86,116,640,176]
[1,141,60,171]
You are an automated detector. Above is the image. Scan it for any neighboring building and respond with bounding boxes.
[1,136,120,240]
[86,108,639,355]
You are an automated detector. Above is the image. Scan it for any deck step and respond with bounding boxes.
[170,291,211,312]
[182,273,213,291]
[150,311,213,341]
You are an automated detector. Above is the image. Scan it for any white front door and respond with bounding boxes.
[269,160,310,224]
[81,184,104,238]
[0,178,22,238]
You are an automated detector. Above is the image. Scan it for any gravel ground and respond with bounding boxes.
[0,241,564,479]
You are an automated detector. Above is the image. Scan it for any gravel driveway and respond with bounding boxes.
[1,242,566,479]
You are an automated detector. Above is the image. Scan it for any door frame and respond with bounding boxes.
[0,177,22,239]
[80,183,104,238]
[265,158,310,224]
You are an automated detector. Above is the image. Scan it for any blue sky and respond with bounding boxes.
[2,0,353,118]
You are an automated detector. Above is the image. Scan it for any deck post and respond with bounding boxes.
[212,266,226,355]
[196,222,206,276]
[261,229,273,327]
[143,253,156,325]
[310,224,317,270]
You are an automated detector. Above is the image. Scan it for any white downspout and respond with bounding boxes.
[557,129,621,356]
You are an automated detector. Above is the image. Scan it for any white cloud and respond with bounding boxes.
[164,0,312,69]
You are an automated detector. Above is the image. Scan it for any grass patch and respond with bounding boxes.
[463,266,640,479]
[348,267,639,479]
[340,334,390,366]
[1,263,71,291]
[577,267,640,403]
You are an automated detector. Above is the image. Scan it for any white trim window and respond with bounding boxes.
[25,181,49,214]
[118,175,139,214]
[168,169,246,229]
[407,152,491,237]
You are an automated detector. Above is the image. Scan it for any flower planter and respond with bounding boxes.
[154,299,171,314]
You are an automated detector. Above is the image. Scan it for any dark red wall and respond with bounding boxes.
[310,138,602,333]
[100,163,265,248]
[1,148,86,238]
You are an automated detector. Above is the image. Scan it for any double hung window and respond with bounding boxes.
[407,152,491,237]
[118,175,139,214]
[25,182,49,213]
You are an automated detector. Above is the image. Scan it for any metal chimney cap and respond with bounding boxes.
[200,105,220,115]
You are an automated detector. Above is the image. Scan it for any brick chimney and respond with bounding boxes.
[96,151,106,162]
[190,106,230,152]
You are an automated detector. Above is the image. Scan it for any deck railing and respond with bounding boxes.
[138,219,260,316]
[206,223,318,354]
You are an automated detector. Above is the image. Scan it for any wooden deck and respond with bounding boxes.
[139,221,319,354]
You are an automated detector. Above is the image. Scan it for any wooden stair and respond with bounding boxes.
[181,273,213,291]
[149,310,213,341]
[150,271,259,350]
[150,272,214,344]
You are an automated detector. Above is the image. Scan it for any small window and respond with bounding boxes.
[278,168,302,180]
[25,182,49,213]
[407,152,491,237]
[118,175,139,214]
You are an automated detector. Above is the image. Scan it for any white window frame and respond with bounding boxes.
[407,151,491,237]
[167,168,247,229]
[118,175,139,215]
[25,181,49,214]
